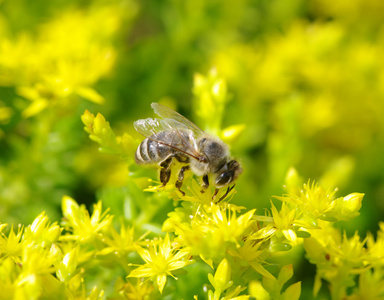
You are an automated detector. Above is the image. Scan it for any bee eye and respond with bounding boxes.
[215,171,233,187]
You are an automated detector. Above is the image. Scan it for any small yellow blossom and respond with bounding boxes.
[367,222,384,261]
[329,192,364,221]
[15,246,61,299]
[170,203,254,263]
[61,196,113,243]
[98,222,138,256]
[275,181,337,220]
[207,258,250,300]
[250,265,301,300]
[220,124,246,144]
[128,234,192,293]
[274,181,363,223]
[192,69,229,134]
[0,105,13,125]
[81,110,136,158]
[23,212,62,248]
[305,224,371,298]
[66,270,105,300]
[271,202,298,242]
[210,204,255,246]
[82,111,119,152]
[0,6,120,117]
[0,225,24,264]
[120,278,155,300]
[228,239,274,279]
[56,248,78,283]
[208,258,232,295]
[252,202,301,244]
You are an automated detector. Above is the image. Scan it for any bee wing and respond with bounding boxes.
[134,117,171,137]
[151,103,205,137]
[134,117,201,159]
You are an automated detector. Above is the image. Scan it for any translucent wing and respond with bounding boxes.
[134,117,173,137]
[151,103,204,137]
[133,117,201,159]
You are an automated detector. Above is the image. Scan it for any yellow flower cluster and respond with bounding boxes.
[0,196,158,299]
[0,179,369,299]
[0,4,121,118]
[1,66,380,298]
[305,222,384,299]
[82,109,136,159]
[78,72,375,299]
[128,234,192,294]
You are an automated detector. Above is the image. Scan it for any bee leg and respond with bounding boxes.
[174,154,189,163]
[159,156,173,186]
[175,165,190,196]
[200,175,209,193]
[212,188,219,200]
[216,185,236,203]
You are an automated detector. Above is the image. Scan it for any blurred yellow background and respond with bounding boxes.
[0,0,383,297]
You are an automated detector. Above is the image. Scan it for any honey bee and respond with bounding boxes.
[134,103,242,201]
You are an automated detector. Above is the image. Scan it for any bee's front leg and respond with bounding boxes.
[175,165,190,196]
[215,185,236,203]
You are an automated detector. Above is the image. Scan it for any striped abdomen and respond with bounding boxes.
[136,131,192,165]
[135,137,172,165]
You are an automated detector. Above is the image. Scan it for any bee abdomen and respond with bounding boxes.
[135,138,168,164]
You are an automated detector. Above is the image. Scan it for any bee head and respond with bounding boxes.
[214,160,242,188]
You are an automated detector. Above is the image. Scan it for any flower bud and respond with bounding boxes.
[208,258,232,294]
[57,249,78,282]
[331,193,364,221]
[81,109,95,133]
[45,224,62,243]
[342,193,364,214]
[30,212,49,236]
[193,73,206,93]
[212,79,227,103]
[221,124,246,144]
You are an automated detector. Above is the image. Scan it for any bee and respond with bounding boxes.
[134,103,242,201]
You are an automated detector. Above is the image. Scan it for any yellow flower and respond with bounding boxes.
[167,203,254,264]
[15,246,60,299]
[128,234,192,294]
[0,225,23,264]
[61,196,113,243]
[0,5,123,117]
[228,239,274,280]
[209,204,255,246]
[329,192,364,221]
[252,202,300,244]
[56,248,78,283]
[275,181,337,220]
[274,181,363,223]
[271,202,298,242]
[120,278,154,300]
[193,69,228,135]
[81,110,136,158]
[23,212,62,248]
[304,223,371,298]
[208,258,232,295]
[367,222,384,261]
[97,223,139,257]
[249,265,301,300]
[207,258,250,300]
